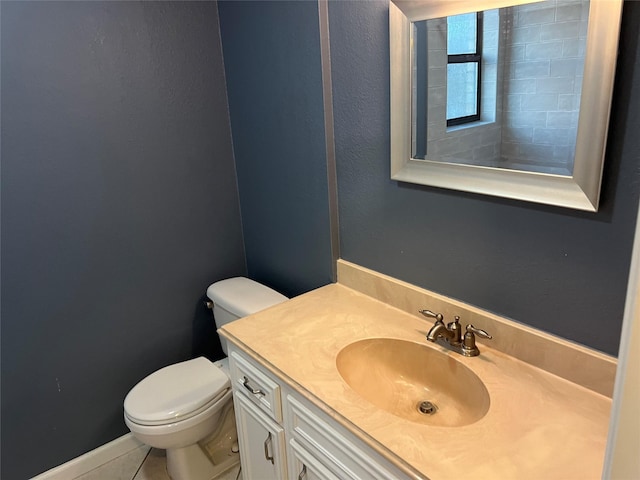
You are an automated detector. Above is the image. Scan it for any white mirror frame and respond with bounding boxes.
[390,0,623,211]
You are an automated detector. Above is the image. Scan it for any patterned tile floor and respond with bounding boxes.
[73,446,242,480]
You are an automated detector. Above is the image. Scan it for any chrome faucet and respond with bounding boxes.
[419,310,492,357]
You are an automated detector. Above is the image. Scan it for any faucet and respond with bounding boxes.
[419,310,492,357]
[421,310,462,345]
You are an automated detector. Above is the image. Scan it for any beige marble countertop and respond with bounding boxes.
[220,283,612,480]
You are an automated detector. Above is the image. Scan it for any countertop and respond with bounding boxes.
[220,283,612,479]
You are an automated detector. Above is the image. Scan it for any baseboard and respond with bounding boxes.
[31,433,145,480]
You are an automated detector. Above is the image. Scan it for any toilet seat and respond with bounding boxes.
[124,357,230,426]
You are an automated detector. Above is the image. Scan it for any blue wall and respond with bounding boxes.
[329,0,640,356]
[218,0,334,298]
[2,1,639,477]
[1,2,246,478]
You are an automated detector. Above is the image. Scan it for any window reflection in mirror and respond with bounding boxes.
[446,12,482,125]
[412,1,589,176]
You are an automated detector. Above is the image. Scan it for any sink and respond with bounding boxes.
[336,338,490,427]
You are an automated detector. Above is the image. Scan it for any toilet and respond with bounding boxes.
[123,277,288,480]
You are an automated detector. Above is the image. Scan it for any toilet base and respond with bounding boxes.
[166,443,212,480]
[165,404,240,480]
[166,443,240,480]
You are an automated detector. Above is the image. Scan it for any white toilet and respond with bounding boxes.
[123,277,288,480]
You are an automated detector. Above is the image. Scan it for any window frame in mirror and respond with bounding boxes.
[390,0,623,211]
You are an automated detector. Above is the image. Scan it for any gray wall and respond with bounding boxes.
[329,0,640,356]
[2,0,638,477]
[218,1,334,298]
[1,2,246,478]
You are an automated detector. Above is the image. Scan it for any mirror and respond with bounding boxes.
[390,0,623,211]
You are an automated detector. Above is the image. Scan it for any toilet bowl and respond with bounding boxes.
[124,357,235,480]
[123,277,288,480]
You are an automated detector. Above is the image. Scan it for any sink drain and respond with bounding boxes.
[417,401,438,415]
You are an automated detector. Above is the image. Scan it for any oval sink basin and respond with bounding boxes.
[336,338,490,427]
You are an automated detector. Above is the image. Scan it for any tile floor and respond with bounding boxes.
[73,446,242,480]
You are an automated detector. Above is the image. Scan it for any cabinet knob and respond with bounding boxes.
[298,464,307,480]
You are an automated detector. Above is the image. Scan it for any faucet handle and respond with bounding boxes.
[466,324,492,339]
[419,309,444,323]
[461,324,492,357]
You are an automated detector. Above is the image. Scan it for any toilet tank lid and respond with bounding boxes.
[206,277,288,317]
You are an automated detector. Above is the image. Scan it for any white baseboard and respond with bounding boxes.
[31,433,145,480]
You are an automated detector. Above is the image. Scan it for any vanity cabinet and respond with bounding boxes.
[229,350,287,479]
[228,346,408,480]
[233,392,287,479]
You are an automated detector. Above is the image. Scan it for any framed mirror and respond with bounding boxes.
[390,0,623,211]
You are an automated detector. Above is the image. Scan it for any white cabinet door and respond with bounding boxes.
[288,439,341,480]
[284,392,408,479]
[234,392,287,480]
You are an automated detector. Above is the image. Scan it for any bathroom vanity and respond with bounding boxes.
[229,346,407,479]
[219,261,614,479]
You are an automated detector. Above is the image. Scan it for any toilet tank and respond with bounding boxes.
[206,277,288,354]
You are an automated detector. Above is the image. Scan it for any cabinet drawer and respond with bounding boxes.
[285,394,406,480]
[230,350,282,422]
